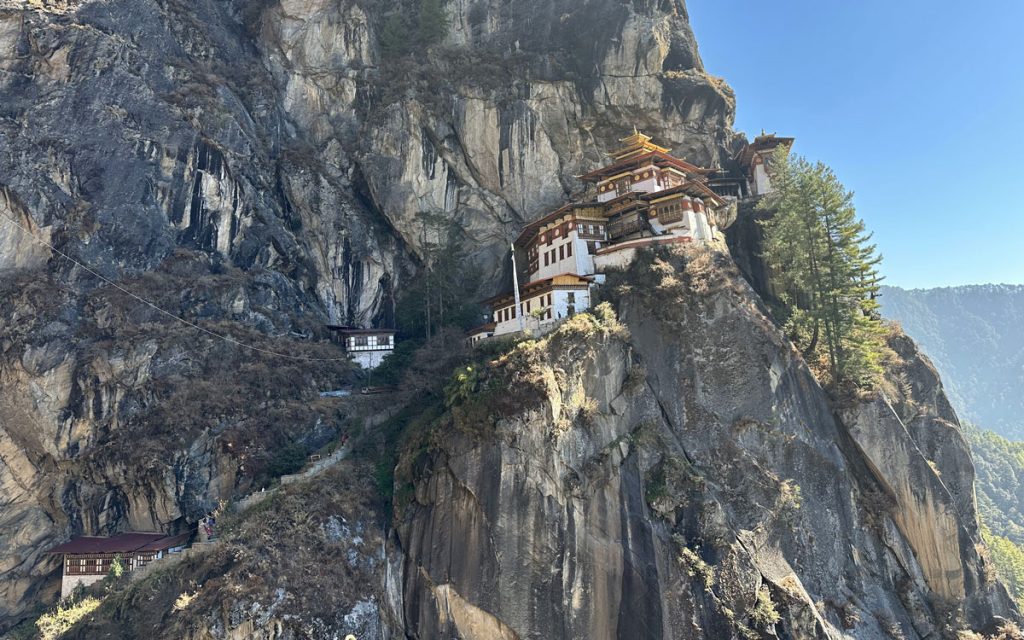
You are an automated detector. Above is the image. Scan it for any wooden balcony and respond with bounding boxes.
[608,215,644,239]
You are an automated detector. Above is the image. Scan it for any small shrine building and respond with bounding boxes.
[326,326,396,369]
[736,133,795,197]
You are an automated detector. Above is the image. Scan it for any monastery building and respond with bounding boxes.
[469,130,791,342]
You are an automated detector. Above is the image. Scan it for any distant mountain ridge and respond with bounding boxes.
[879,284,1024,439]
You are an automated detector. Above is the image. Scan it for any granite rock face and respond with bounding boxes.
[0,0,735,627]
[0,0,1017,637]
[395,253,1017,639]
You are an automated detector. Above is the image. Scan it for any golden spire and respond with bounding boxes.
[609,128,669,160]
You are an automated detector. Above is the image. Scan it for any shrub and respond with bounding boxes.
[778,479,802,511]
[36,596,102,640]
[751,585,781,629]
[265,442,307,480]
[107,555,125,580]
[173,590,197,612]
[673,535,715,592]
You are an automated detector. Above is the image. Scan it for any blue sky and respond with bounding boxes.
[687,1,1024,289]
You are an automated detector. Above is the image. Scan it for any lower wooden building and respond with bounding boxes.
[46,532,190,599]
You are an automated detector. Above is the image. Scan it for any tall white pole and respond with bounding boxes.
[510,243,524,333]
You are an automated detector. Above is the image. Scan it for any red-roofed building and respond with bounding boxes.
[46,532,190,598]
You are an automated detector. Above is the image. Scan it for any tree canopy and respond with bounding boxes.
[758,149,886,389]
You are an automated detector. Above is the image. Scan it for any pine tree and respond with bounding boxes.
[759,148,886,389]
[379,13,412,60]
[418,0,449,49]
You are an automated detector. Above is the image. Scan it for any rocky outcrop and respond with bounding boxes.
[1,0,1017,637]
[0,263,352,628]
[395,251,1017,639]
[61,462,391,640]
[0,0,740,627]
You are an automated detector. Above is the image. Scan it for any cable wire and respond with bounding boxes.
[0,207,353,362]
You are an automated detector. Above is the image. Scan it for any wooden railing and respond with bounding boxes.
[608,216,644,239]
[658,209,684,225]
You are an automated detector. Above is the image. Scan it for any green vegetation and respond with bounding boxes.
[969,426,1024,546]
[107,555,125,580]
[982,525,1024,610]
[751,585,781,629]
[758,148,886,389]
[878,284,1024,440]
[379,0,450,60]
[262,442,308,483]
[396,213,483,342]
[36,595,103,640]
[963,425,1024,610]
[673,536,716,592]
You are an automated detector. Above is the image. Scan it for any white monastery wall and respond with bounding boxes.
[753,162,772,195]
[531,231,590,280]
[352,350,391,369]
[61,573,105,599]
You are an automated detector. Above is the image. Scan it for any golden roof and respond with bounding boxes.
[608,129,670,161]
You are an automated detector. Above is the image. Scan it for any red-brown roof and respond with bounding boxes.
[577,150,712,182]
[514,202,603,247]
[45,533,175,555]
[137,532,191,552]
[735,134,795,167]
[481,273,593,306]
[466,322,497,336]
[641,182,726,207]
[325,326,396,336]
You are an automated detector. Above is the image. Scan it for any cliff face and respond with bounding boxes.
[0,0,734,628]
[0,0,1017,638]
[396,252,1017,639]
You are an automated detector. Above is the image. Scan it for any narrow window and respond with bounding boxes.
[559,246,564,260]
[567,243,573,257]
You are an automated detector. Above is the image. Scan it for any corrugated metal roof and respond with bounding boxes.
[45,532,180,555]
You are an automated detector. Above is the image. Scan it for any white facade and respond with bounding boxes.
[648,199,714,243]
[491,286,592,337]
[752,156,772,195]
[530,230,595,281]
[351,350,391,369]
[467,327,495,345]
[61,573,105,599]
[343,333,394,370]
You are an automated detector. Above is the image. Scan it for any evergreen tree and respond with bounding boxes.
[379,13,412,60]
[759,148,886,388]
[396,211,481,341]
[418,0,449,49]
